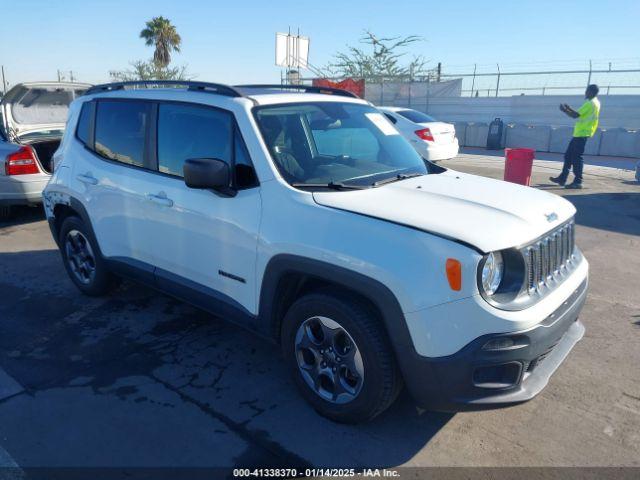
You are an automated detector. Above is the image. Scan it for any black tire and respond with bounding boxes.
[281,288,403,423]
[58,215,116,296]
[0,206,11,221]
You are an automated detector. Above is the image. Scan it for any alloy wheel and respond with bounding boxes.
[294,316,364,404]
[64,229,96,285]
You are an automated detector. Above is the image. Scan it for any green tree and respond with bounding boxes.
[323,30,428,80]
[110,17,190,81]
[109,60,189,82]
[139,16,182,69]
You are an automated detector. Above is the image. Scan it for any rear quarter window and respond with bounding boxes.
[94,100,150,167]
[76,102,93,145]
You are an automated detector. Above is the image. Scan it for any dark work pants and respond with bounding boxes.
[560,136,588,184]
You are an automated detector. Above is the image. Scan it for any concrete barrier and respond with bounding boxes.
[453,122,467,146]
[464,122,489,147]
[423,94,640,130]
[456,121,639,158]
[505,124,551,152]
[599,128,640,158]
[549,127,602,156]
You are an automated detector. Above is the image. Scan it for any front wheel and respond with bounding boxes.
[282,289,402,423]
[59,216,116,296]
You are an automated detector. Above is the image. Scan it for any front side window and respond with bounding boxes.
[157,103,232,177]
[234,128,259,188]
[255,102,428,187]
[95,100,150,167]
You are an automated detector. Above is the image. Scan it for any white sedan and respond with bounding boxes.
[0,82,90,219]
[378,107,459,161]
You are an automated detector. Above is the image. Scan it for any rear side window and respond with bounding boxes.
[157,103,232,177]
[76,102,92,145]
[396,109,436,123]
[95,100,150,167]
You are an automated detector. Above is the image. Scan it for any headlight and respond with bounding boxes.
[481,252,504,295]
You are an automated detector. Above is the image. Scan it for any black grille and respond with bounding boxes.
[524,220,576,293]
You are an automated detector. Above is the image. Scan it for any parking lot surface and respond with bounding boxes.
[0,152,639,474]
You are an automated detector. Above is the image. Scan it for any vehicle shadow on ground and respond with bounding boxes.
[562,192,640,236]
[0,205,45,228]
[0,248,453,469]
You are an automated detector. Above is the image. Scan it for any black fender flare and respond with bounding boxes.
[49,196,103,258]
[259,254,418,361]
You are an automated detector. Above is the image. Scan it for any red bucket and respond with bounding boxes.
[504,148,535,186]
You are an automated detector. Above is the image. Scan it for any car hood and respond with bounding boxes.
[312,170,576,252]
[1,82,90,138]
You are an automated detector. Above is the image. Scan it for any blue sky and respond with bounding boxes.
[1,0,638,87]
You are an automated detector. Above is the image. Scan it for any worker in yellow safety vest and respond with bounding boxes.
[550,84,600,189]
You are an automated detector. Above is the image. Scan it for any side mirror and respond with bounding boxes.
[183,158,234,196]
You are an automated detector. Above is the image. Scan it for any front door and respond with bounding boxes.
[144,102,262,317]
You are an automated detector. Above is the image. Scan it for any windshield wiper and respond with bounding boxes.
[372,172,425,187]
[291,182,367,191]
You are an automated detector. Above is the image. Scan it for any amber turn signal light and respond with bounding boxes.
[446,258,462,291]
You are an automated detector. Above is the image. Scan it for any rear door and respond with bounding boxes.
[72,99,157,271]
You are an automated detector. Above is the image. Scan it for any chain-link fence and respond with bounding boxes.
[440,59,640,97]
[299,59,640,98]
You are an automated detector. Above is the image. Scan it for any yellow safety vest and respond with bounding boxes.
[573,97,600,137]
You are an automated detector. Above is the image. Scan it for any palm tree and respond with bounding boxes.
[140,17,182,69]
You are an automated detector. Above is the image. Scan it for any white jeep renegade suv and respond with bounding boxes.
[43,81,588,423]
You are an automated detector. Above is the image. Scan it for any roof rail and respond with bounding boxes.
[85,80,245,98]
[235,84,359,99]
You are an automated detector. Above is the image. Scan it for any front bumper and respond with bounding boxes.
[402,278,587,411]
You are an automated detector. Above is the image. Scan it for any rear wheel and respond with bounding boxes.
[59,216,116,296]
[282,289,402,423]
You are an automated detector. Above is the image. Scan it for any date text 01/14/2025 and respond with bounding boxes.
[232,468,400,477]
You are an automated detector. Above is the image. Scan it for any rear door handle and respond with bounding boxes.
[146,193,174,207]
[76,174,98,185]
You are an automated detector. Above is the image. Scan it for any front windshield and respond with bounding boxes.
[255,102,428,187]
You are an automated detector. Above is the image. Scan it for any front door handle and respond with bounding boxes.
[146,193,174,207]
[77,174,98,185]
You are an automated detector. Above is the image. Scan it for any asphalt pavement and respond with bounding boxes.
[0,151,638,478]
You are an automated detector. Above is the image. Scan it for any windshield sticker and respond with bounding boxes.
[365,112,398,136]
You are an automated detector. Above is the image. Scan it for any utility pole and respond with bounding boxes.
[436,62,441,83]
[1,65,6,95]
[470,63,477,98]
[69,70,75,82]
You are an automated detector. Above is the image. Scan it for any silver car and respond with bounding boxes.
[0,82,90,219]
